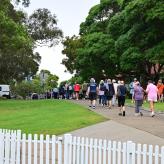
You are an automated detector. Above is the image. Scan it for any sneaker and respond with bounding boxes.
[151,113,155,117]
[140,112,143,116]
[118,113,122,116]
[89,105,92,108]
[92,106,95,109]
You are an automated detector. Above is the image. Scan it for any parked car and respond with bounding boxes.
[31,93,39,100]
[0,84,10,99]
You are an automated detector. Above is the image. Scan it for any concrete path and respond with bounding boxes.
[69,100,164,146]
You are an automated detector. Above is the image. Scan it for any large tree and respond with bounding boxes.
[0,0,63,83]
[62,0,164,83]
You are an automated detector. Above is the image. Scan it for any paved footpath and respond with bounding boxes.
[68,100,164,146]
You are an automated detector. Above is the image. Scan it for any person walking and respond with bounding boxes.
[87,78,98,109]
[117,81,127,116]
[107,79,115,109]
[129,78,137,103]
[133,81,144,116]
[98,80,106,106]
[112,79,118,106]
[146,80,158,117]
[74,82,81,100]
[157,79,164,102]
[82,81,88,99]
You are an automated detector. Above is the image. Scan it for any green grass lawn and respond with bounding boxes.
[126,99,164,111]
[0,100,106,135]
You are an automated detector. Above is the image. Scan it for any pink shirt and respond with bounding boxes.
[146,83,158,100]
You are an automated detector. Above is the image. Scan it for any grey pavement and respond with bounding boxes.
[68,100,164,146]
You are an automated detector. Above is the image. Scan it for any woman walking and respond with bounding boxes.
[133,82,144,116]
[146,80,158,117]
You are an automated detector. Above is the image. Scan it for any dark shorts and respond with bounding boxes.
[106,96,113,100]
[118,96,125,107]
[89,92,97,101]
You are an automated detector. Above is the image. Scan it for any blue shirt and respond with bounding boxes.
[89,83,97,93]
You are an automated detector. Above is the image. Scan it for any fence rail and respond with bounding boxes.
[0,129,164,164]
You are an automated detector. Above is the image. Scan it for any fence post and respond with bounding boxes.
[58,136,63,164]
[127,141,133,164]
[64,134,72,164]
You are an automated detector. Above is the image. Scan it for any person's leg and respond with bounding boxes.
[102,95,105,106]
[135,100,139,113]
[92,100,96,109]
[76,92,79,100]
[122,96,126,116]
[99,95,102,105]
[112,95,115,106]
[118,97,122,115]
[109,99,112,109]
[150,101,155,116]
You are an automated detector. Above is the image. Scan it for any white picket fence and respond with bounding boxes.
[0,129,164,164]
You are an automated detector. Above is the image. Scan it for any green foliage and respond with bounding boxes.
[27,8,63,47]
[0,0,63,84]
[14,81,34,99]
[62,0,164,82]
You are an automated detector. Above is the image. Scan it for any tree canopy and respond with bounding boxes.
[62,0,164,83]
[0,0,62,84]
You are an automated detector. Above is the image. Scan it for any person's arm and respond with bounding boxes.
[86,86,90,96]
[146,85,149,93]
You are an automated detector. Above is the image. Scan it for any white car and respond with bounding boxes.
[0,85,10,99]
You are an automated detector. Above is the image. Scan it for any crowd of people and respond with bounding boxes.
[44,77,163,117]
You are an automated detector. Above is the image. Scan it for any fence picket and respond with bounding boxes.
[28,134,32,164]
[11,132,16,164]
[51,135,56,164]
[68,135,72,164]
[72,136,76,164]
[112,141,117,164]
[34,134,38,164]
[148,145,153,164]
[131,143,136,164]
[40,134,44,164]
[161,146,164,164]
[103,140,107,164]
[80,137,85,164]
[89,138,93,164]
[21,134,26,164]
[76,137,80,164]
[46,135,50,164]
[16,130,21,164]
[107,140,112,163]
[136,144,141,164]
[122,142,127,164]
[58,137,62,164]
[155,145,159,164]
[94,138,98,164]
[142,144,147,164]
[98,139,102,164]
[0,132,4,164]
[85,138,89,164]
[127,141,133,164]
[4,132,10,164]
[117,141,122,164]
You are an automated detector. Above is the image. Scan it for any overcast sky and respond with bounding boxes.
[23,0,100,82]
